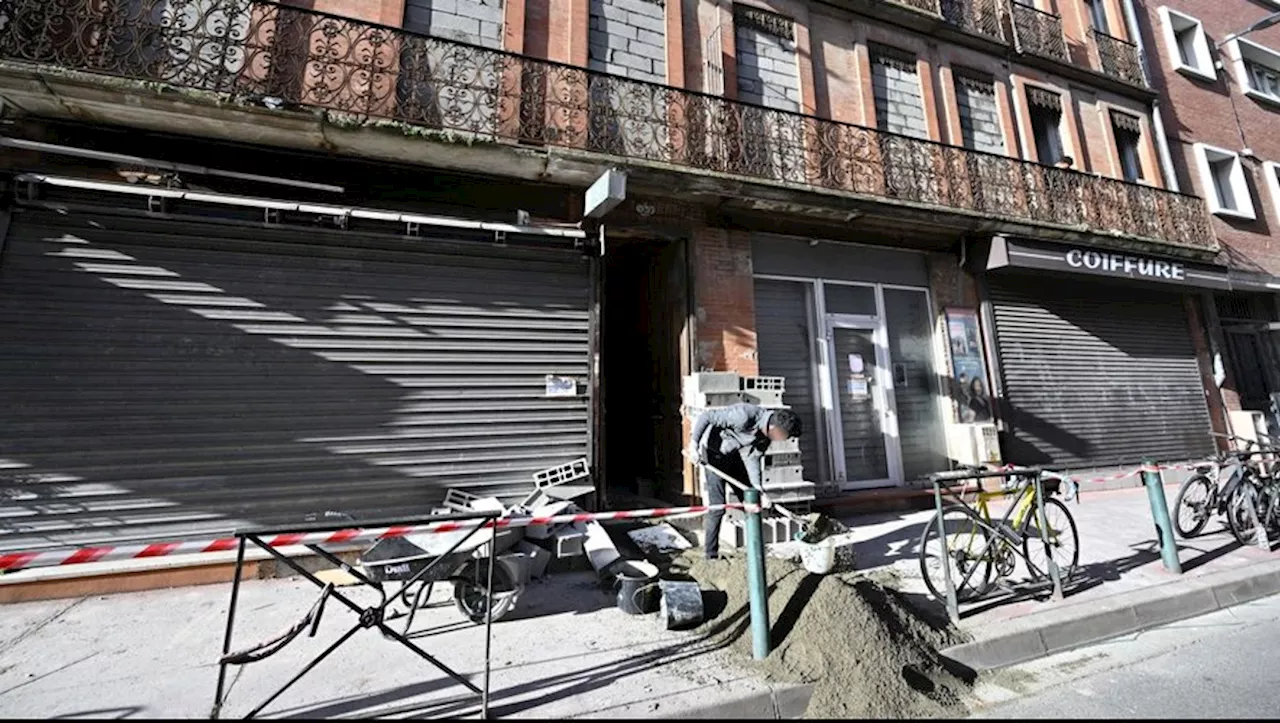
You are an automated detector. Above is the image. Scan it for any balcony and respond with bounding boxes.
[1010,2,1068,62]
[1092,29,1146,87]
[0,0,1214,250]
[940,0,1005,42]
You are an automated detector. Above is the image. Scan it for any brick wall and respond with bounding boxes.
[1138,0,1280,274]
[403,0,504,48]
[588,0,666,82]
[691,227,758,374]
[735,25,801,111]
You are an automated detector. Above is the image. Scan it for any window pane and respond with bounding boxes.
[1175,27,1198,68]
[1114,128,1143,182]
[1211,158,1238,210]
[1030,105,1063,165]
[883,288,947,481]
[825,284,877,315]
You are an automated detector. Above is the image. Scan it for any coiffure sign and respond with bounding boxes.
[981,236,1230,290]
[1064,248,1186,281]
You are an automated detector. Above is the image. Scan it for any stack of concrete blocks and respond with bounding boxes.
[683,372,816,550]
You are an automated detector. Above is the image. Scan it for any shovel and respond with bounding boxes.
[686,452,835,544]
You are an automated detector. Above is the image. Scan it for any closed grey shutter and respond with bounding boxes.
[753,278,824,480]
[988,276,1213,468]
[0,207,590,553]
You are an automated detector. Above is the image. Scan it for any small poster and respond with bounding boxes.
[848,353,864,373]
[945,308,992,423]
[545,375,578,398]
[848,377,869,398]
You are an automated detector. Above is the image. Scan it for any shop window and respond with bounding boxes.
[1193,143,1256,219]
[1025,86,1065,166]
[1110,111,1144,182]
[1231,38,1280,106]
[954,69,1005,155]
[1158,7,1215,81]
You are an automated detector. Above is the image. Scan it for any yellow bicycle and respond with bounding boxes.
[918,467,1079,603]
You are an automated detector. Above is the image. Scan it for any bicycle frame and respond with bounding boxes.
[927,466,1067,623]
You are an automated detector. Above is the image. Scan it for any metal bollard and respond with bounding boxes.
[744,488,771,660]
[1141,462,1182,574]
[932,480,960,624]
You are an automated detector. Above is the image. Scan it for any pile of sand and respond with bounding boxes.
[674,554,974,719]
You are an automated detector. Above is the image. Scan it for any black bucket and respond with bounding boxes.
[615,561,660,615]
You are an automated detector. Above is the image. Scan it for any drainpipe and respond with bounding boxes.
[1121,0,1181,192]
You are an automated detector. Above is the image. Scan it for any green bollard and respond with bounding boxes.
[1141,462,1182,574]
[743,488,771,660]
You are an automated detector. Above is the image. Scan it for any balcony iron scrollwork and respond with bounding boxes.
[941,0,1005,42]
[1091,29,1145,87]
[1010,2,1067,62]
[0,0,1214,250]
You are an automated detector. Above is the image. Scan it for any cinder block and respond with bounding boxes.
[636,28,665,47]
[555,531,586,558]
[516,540,552,578]
[685,372,740,395]
[762,465,804,485]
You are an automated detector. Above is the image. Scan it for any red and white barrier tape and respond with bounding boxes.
[0,502,759,572]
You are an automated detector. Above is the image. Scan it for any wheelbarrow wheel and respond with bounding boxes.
[452,558,521,624]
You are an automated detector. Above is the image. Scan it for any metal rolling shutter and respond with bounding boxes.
[989,276,1213,468]
[0,206,590,554]
[753,278,824,480]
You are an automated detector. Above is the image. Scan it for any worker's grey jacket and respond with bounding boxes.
[690,404,772,489]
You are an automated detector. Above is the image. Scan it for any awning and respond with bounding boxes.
[977,236,1239,290]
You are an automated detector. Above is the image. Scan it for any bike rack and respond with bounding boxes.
[928,467,1066,624]
[210,510,501,720]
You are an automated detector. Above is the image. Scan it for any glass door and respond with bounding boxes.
[820,283,945,489]
[826,318,896,487]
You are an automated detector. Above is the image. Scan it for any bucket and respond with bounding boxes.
[798,539,836,575]
[658,580,704,630]
[615,561,660,615]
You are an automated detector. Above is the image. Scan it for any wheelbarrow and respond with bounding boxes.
[360,525,525,631]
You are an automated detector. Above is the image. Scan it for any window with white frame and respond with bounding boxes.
[1158,7,1215,81]
[1230,38,1280,105]
[1265,161,1280,220]
[1193,143,1255,219]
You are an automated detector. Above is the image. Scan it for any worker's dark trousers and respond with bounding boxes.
[702,453,749,560]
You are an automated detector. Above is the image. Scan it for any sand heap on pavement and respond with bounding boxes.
[678,554,973,719]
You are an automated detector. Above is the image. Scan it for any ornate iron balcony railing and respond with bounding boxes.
[0,0,1214,250]
[1010,2,1068,62]
[1092,29,1146,87]
[941,0,1005,42]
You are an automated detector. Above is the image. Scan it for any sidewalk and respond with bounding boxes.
[0,570,780,719]
[837,482,1280,669]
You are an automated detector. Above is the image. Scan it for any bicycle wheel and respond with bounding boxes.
[1174,474,1215,539]
[1227,483,1261,547]
[1022,497,1079,584]
[918,505,994,603]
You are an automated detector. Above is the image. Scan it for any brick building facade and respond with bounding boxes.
[0,0,1265,532]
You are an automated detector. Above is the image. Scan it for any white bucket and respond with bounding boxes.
[798,538,835,575]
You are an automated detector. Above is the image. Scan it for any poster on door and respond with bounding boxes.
[945,308,992,423]
[847,354,869,399]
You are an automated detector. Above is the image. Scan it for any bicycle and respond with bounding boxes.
[918,465,1080,604]
[1175,433,1277,540]
[1226,453,1280,548]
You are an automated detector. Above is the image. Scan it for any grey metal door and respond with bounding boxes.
[829,322,892,485]
[988,276,1214,467]
[0,206,591,554]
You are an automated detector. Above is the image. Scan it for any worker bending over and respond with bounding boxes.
[689,404,803,560]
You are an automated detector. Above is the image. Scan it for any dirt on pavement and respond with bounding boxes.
[669,553,975,719]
